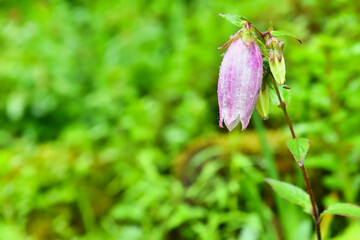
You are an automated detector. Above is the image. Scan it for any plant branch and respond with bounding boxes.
[271,77,322,240]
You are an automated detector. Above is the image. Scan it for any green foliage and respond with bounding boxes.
[321,203,360,219]
[0,0,359,239]
[265,179,312,214]
[287,138,310,164]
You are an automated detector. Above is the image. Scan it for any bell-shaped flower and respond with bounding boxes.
[218,33,263,131]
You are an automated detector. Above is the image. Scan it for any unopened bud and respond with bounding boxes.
[256,82,270,119]
[270,56,286,85]
[267,37,286,85]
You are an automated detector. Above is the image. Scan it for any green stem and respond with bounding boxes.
[271,77,322,240]
[254,28,321,239]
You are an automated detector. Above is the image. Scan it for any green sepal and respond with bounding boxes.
[271,30,302,44]
[218,31,241,49]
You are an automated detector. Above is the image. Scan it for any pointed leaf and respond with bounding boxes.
[287,138,310,164]
[219,13,248,28]
[321,203,360,219]
[271,30,302,44]
[265,178,312,214]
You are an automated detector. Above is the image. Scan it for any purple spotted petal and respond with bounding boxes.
[218,37,263,131]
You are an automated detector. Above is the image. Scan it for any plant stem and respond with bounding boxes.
[300,163,321,240]
[271,77,322,240]
[271,79,296,139]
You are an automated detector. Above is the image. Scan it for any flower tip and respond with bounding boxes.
[240,117,250,131]
[240,123,248,131]
[225,115,240,131]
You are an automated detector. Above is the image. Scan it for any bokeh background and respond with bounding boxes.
[0,0,360,239]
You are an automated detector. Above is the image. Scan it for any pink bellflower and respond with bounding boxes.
[217,32,263,131]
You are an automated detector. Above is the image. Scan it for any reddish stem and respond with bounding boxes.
[271,77,322,240]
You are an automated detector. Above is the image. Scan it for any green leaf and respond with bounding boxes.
[287,138,310,164]
[219,13,248,27]
[167,204,206,229]
[265,178,312,214]
[321,203,360,219]
[271,30,302,44]
[269,81,291,106]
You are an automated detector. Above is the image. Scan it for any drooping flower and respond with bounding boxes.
[218,31,263,131]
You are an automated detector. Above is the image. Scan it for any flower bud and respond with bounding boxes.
[256,82,270,119]
[267,37,286,85]
[218,29,263,131]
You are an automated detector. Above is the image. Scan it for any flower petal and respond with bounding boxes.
[218,37,263,131]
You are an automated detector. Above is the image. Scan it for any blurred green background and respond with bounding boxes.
[0,0,360,239]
